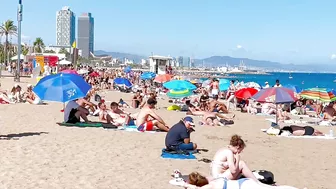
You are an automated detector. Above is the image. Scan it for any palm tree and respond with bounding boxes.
[0,20,17,66]
[33,37,45,53]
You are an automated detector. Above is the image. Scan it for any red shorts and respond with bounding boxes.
[137,121,154,131]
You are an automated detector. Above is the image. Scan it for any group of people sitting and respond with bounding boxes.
[0,83,42,105]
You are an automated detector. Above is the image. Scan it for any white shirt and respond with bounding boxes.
[64,100,80,122]
[274,84,282,88]
[264,84,270,88]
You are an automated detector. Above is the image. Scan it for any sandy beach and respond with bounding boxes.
[0,77,335,189]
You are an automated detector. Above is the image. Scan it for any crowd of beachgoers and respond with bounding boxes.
[3,65,336,188]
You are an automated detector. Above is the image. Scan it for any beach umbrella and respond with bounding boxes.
[89,71,100,77]
[252,87,297,124]
[140,72,156,80]
[61,69,78,75]
[124,66,132,73]
[190,79,202,84]
[300,88,336,102]
[245,82,261,89]
[33,73,91,103]
[167,89,193,99]
[252,87,297,104]
[235,88,258,99]
[58,59,72,65]
[284,84,302,93]
[163,80,196,90]
[114,78,132,88]
[154,74,172,83]
[219,79,230,91]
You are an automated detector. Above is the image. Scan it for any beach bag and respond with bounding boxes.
[252,170,275,185]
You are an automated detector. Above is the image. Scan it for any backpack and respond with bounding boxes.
[252,170,275,185]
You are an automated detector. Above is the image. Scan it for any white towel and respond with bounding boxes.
[278,135,336,139]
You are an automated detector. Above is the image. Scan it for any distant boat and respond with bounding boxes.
[289,73,293,79]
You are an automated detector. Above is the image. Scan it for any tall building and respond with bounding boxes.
[56,6,76,47]
[78,13,94,58]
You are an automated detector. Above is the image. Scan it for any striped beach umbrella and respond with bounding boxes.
[167,89,193,99]
[252,87,297,104]
[300,88,336,102]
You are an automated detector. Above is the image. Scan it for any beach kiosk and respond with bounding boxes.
[149,55,173,74]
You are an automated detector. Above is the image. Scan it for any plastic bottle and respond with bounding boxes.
[329,128,334,137]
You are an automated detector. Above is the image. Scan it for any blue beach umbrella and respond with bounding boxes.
[140,72,156,80]
[124,66,132,73]
[114,78,132,87]
[284,84,302,93]
[219,79,230,91]
[33,73,91,103]
[163,80,197,90]
[167,89,193,99]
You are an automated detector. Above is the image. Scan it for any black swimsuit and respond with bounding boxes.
[303,126,315,135]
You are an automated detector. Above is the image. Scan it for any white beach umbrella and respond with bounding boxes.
[78,69,89,75]
[58,59,72,65]
[11,54,25,60]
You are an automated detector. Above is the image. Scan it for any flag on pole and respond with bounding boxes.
[72,40,76,48]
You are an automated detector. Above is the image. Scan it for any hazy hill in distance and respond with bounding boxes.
[95,50,336,72]
[94,50,146,63]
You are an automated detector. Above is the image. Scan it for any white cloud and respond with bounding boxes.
[236,45,242,49]
[331,54,336,60]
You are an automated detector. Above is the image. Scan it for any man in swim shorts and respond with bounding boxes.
[210,78,219,97]
[209,95,229,113]
[165,116,197,151]
[64,99,90,123]
[136,98,169,132]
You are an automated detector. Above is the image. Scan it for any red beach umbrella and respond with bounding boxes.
[235,88,258,99]
[89,71,100,77]
[154,74,172,83]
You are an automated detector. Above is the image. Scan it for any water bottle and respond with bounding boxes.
[329,129,334,137]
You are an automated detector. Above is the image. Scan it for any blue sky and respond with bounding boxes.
[1,0,336,64]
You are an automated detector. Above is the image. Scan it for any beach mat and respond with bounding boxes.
[57,122,117,129]
[161,149,196,160]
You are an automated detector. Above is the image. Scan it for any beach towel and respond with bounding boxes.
[118,125,157,133]
[256,113,275,117]
[57,122,118,129]
[161,148,196,160]
[265,118,307,124]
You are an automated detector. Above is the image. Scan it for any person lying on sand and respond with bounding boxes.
[269,125,324,136]
[200,112,234,127]
[211,135,258,181]
[209,95,229,113]
[64,99,90,123]
[277,105,291,121]
[170,171,304,189]
[136,98,169,132]
[109,102,132,126]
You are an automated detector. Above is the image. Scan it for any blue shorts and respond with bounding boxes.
[177,142,194,151]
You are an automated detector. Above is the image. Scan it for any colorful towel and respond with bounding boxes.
[161,149,196,160]
[57,122,104,128]
[118,125,157,133]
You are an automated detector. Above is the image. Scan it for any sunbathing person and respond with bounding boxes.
[211,135,258,181]
[132,91,143,108]
[321,103,336,120]
[110,102,132,125]
[118,98,130,108]
[277,105,291,121]
[274,125,325,136]
[24,84,43,105]
[209,95,229,113]
[10,84,24,103]
[201,112,234,127]
[171,171,303,189]
[98,102,115,124]
[136,98,170,132]
[78,95,97,115]
[64,99,90,123]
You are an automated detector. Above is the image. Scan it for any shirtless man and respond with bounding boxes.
[77,96,97,115]
[136,98,170,132]
[110,102,132,125]
[210,78,219,97]
[209,95,229,113]
[322,103,336,120]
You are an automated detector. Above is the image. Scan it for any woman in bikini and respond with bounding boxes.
[226,80,237,111]
[170,172,304,189]
[211,135,258,181]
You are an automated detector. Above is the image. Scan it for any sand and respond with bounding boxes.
[0,77,335,189]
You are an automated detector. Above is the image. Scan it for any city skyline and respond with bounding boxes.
[56,6,76,47]
[1,0,336,64]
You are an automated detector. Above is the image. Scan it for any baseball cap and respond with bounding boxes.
[184,116,195,126]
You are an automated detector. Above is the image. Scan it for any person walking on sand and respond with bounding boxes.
[136,98,170,132]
